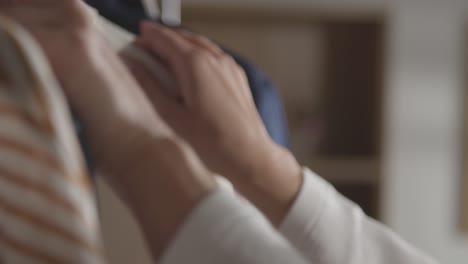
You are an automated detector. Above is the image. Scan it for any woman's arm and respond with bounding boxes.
[279,168,438,264]
[128,22,438,264]
[159,187,309,264]
[126,22,304,226]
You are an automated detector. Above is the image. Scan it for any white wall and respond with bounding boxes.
[381,1,468,263]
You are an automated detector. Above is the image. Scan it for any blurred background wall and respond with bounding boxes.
[381,1,467,263]
[98,0,468,263]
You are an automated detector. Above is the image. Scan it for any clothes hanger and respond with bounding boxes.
[141,0,161,22]
[142,0,181,26]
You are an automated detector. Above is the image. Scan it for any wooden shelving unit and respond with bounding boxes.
[183,7,384,219]
[307,158,380,216]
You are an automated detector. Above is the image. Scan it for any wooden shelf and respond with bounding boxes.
[305,158,380,218]
[305,158,379,184]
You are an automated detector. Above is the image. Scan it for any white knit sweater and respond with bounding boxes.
[160,169,437,264]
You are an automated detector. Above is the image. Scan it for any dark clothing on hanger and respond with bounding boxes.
[233,55,290,148]
[86,0,144,33]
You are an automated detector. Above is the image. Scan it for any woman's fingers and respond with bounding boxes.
[177,30,248,99]
[137,22,226,106]
[178,30,224,57]
[124,56,187,128]
[137,22,206,94]
[138,22,192,69]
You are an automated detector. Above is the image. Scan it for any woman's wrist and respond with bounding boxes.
[108,136,218,259]
[232,143,303,226]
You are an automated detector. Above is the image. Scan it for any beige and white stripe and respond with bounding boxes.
[0,17,105,264]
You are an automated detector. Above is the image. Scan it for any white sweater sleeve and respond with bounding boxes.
[279,168,438,264]
[159,188,309,264]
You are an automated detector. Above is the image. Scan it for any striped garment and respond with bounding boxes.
[0,17,105,263]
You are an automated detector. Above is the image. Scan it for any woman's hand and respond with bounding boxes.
[0,0,98,74]
[1,1,217,258]
[126,22,302,225]
[0,0,156,178]
[0,0,168,179]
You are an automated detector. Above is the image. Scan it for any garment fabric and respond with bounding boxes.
[161,168,438,264]
[0,19,104,263]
